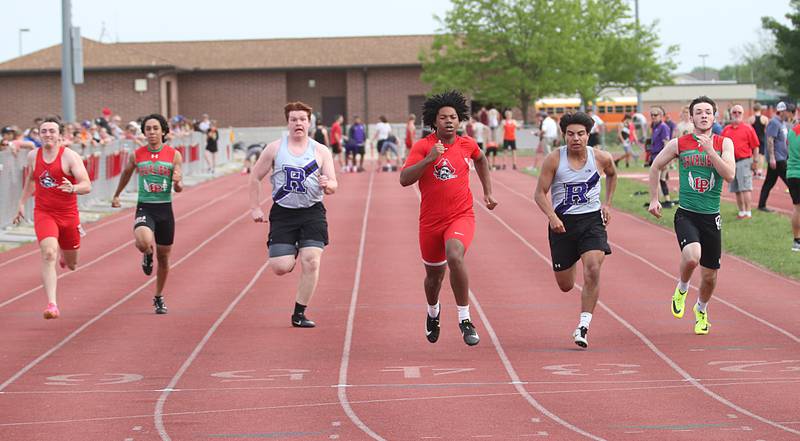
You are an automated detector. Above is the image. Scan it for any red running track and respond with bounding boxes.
[1,166,798,440]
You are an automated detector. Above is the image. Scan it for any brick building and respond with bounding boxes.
[0,35,434,128]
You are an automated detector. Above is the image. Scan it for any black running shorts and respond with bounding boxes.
[503,140,517,150]
[134,203,175,246]
[548,210,611,272]
[674,207,721,269]
[788,178,800,205]
[268,202,329,257]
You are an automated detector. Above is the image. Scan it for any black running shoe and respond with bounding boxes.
[153,296,168,314]
[459,319,480,346]
[291,312,316,328]
[142,253,154,276]
[425,312,440,343]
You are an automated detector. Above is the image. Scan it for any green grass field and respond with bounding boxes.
[522,167,800,280]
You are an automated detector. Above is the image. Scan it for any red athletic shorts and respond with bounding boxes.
[34,210,82,250]
[419,216,475,266]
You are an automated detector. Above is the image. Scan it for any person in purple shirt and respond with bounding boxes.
[649,106,675,207]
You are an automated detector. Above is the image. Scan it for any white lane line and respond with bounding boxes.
[336,171,385,441]
[469,289,605,441]
[5,377,799,398]
[411,183,603,440]
[0,207,256,393]
[474,189,800,436]
[492,178,800,343]
[0,184,245,309]
[0,175,223,269]
[154,261,270,440]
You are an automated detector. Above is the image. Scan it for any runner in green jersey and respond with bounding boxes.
[647,96,735,335]
[112,114,184,314]
[786,116,800,251]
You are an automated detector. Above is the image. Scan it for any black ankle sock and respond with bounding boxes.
[294,302,307,316]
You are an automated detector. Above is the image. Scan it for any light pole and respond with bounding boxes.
[634,0,642,114]
[699,54,709,81]
[18,28,30,57]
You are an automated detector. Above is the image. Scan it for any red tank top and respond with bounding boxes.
[34,146,78,214]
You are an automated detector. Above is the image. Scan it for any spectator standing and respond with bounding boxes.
[649,107,674,207]
[205,124,218,174]
[329,115,344,171]
[721,104,760,219]
[749,103,769,178]
[758,101,793,212]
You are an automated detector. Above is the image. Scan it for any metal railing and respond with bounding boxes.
[1,131,232,229]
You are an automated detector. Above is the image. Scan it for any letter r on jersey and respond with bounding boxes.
[282,165,307,193]
[563,183,589,205]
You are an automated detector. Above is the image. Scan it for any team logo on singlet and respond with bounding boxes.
[433,158,457,181]
[282,165,308,194]
[38,170,57,188]
[687,171,715,193]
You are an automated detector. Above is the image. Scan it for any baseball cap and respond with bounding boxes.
[776,101,787,112]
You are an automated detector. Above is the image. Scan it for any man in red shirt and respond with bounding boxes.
[330,115,344,171]
[400,90,498,346]
[13,117,92,319]
[721,104,760,219]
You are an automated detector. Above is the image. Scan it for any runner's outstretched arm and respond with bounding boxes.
[596,150,617,224]
[249,141,279,222]
[534,150,565,233]
[647,139,679,218]
[473,151,497,209]
[63,148,92,195]
[111,155,137,207]
[172,151,184,192]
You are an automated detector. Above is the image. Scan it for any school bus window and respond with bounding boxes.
[598,107,606,114]
[615,106,624,113]
[624,105,634,113]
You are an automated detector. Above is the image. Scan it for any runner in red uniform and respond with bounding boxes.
[400,90,497,346]
[13,117,92,319]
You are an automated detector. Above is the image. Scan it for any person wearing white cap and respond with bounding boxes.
[757,101,793,212]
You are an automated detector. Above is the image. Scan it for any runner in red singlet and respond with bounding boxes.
[13,117,92,319]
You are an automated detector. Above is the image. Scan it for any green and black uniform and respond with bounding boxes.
[787,124,800,205]
[133,144,177,245]
[674,134,726,269]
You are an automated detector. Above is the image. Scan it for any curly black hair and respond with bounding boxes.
[141,113,170,142]
[422,90,469,128]
[559,111,594,135]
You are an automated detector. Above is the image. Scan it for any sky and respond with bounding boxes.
[0,0,791,72]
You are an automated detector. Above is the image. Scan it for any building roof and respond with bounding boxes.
[642,83,757,101]
[0,35,435,73]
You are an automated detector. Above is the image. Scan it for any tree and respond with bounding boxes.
[420,0,675,123]
[574,1,677,108]
[420,0,577,124]
[763,0,800,96]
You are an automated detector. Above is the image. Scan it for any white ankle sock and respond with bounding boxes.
[677,280,689,292]
[427,302,440,318]
[457,305,470,322]
[696,300,708,312]
[578,312,592,329]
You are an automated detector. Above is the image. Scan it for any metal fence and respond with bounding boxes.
[0,131,233,229]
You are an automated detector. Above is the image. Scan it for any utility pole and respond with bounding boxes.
[61,0,76,123]
[634,0,642,114]
[699,54,709,81]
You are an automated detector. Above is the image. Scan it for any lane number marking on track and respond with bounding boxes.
[44,373,143,386]
[707,360,800,373]
[380,366,476,379]
[210,369,310,382]
[542,363,640,376]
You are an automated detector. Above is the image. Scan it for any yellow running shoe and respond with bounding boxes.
[671,286,687,318]
[694,304,710,335]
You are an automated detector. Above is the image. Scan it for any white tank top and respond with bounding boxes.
[270,136,324,208]
[550,146,602,215]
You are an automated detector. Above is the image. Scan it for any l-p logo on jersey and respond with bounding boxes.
[433,158,457,181]
[688,171,715,193]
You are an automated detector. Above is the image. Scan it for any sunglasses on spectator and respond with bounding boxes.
[650,113,660,117]
[731,111,742,114]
